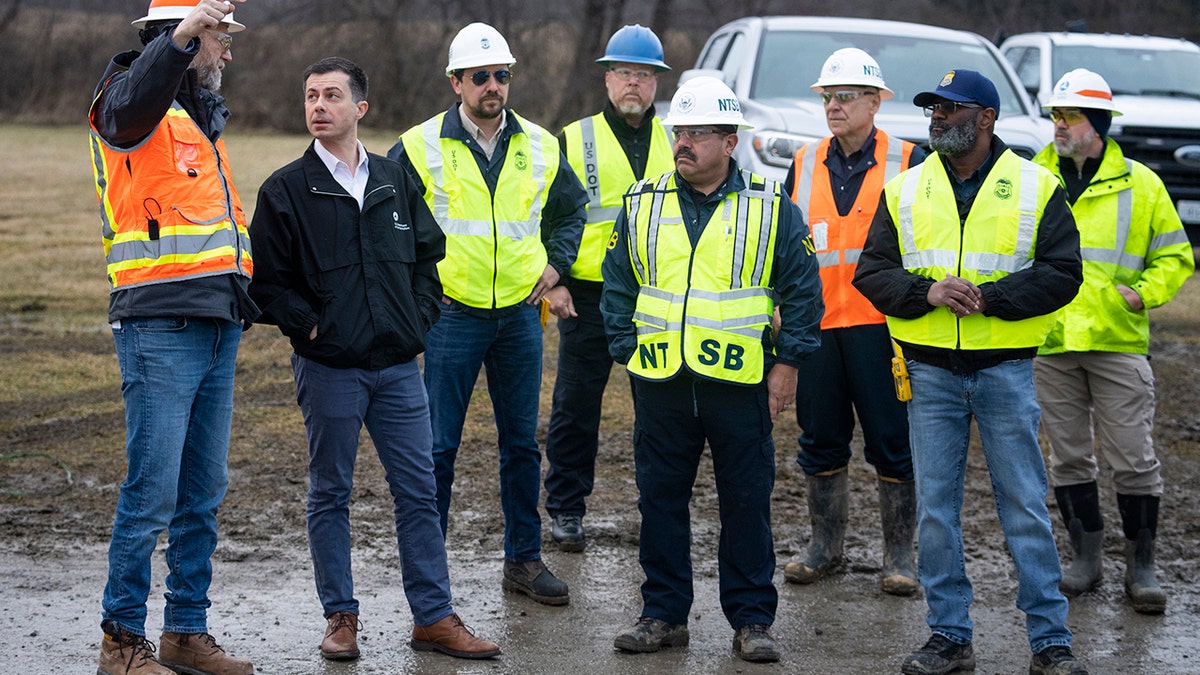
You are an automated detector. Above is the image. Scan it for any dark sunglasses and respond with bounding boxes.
[468,69,512,86]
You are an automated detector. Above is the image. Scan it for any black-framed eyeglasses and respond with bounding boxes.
[819,90,875,105]
[468,69,512,86]
[673,127,731,141]
[610,67,656,83]
[923,101,982,117]
[213,32,232,52]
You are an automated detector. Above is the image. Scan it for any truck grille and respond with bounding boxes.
[1109,126,1200,202]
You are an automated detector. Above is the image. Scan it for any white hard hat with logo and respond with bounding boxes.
[132,0,245,32]
[446,22,516,76]
[661,76,753,130]
[1044,68,1123,115]
[810,48,893,100]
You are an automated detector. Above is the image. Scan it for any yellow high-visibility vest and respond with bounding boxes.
[562,113,673,282]
[1033,138,1195,355]
[624,170,781,384]
[400,111,560,309]
[884,149,1061,349]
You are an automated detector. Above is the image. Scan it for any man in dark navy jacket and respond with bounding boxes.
[249,57,499,663]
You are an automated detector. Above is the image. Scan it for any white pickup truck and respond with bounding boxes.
[1001,31,1200,237]
[678,16,1054,183]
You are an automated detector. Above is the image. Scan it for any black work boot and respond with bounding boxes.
[612,617,689,653]
[878,477,919,596]
[551,513,585,552]
[732,624,780,663]
[1117,493,1167,614]
[1054,482,1104,597]
[1029,644,1088,674]
[784,469,847,584]
[502,559,570,606]
[900,633,975,675]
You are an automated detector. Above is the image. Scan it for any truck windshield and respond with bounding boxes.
[1054,46,1200,99]
[751,30,1030,117]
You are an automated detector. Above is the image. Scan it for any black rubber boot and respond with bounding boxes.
[784,469,847,584]
[878,478,918,596]
[1054,482,1104,597]
[1117,493,1167,614]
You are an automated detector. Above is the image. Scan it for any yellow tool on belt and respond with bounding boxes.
[891,339,912,402]
[539,297,550,331]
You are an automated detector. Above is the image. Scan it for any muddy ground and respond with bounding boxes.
[2,322,1199,674]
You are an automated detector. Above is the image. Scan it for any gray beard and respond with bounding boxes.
[198,66,222,92]
[929,121,977,157]
[616,100,649,117]
[1054,127,1099,158]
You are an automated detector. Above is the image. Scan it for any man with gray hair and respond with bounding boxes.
[89,1,256,673]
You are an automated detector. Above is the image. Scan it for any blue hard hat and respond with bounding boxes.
[596,24,670,72]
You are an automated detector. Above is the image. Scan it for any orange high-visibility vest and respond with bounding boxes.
[791,131,913,329]
[89,101,252,291]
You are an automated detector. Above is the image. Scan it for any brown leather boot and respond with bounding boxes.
[319,611,361,661]
[158,632,254,675]
[98,622,174,675]
[410,614,501,659]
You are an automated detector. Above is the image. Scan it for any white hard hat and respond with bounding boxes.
[132,0,245,32]
[1044,68,1123,115]
[810,48,893,100]
[661,76,753,130]
[446,22,516,76]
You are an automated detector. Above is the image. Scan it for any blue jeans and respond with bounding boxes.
[631,374,778,630]
[907,359,1071,653]
[292,356,453,626]
[103,318,241,636]
[424,301,544,562]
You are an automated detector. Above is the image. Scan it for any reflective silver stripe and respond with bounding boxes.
[627,179,648,282]
[688,287,772,302]
[883,138,905,182]
[586,206,623,223]
[636,321,682,335]
[645,173,674,286]
[421,118,450,221]
[749,172,774,287]
[438,218,496,236]
[497,218,541,239]
[522,121,550,222]
[896,169,922,256]
[816,251,841,267]
[1080,169,1139,269]
[1149,228,1191,249]
[90,133,115,241]
[633,311,668,329]
[844,248,862,264]
[684,314,770,337]
[962,250,1034,274]
[580,116,602,210]
[638,285,680,302]
[731,181,748,290]
[1081,247,1147,271]
[794,143,818,204]
[106,229,236,263]
[902,248,958,269]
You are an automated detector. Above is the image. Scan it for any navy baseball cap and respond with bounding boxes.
[913,69,1000,115]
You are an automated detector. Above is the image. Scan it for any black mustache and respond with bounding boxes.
[674,149,696,161]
